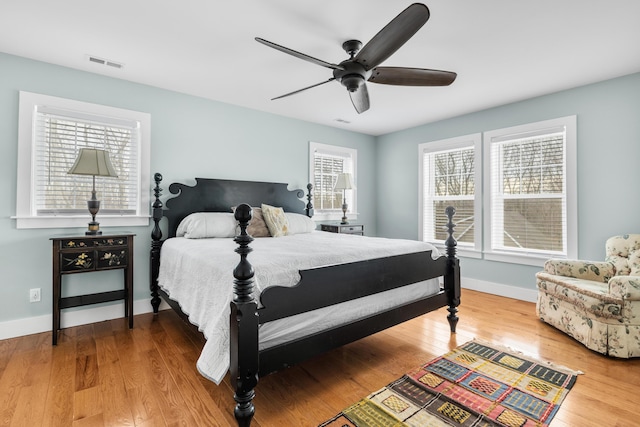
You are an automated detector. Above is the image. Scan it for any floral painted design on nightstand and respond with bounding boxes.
[95,238,127,247]
[99,250,127,267]
[63,252,93,270]
[63,240,88,249]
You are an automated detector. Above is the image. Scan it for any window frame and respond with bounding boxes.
[309,141,357,221]
[418,133,482,258]
[483,116,577,266]
[15,91,151,229]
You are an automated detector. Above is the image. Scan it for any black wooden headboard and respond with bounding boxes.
[152,173,313,239]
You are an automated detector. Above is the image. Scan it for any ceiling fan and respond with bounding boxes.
[255,3,457,114]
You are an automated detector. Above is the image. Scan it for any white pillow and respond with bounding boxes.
[176,212,237,238]
[285,212,316,234]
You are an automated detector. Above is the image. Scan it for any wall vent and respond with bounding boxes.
[87,55,124,69]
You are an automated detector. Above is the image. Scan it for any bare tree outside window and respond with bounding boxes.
[493,134,566,252]
[421,136,480,249]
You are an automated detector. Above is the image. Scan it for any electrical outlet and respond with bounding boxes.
[29,288,41,303]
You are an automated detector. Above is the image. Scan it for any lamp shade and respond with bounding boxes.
[334,172,356,191]
[68,148,118,177]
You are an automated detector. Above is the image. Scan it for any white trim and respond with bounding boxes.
[482,116,577,263]
[16,91,151,229]
[461,277,538,303]
[418,133,482,251]
[1,277,537,340]
[10,214,151,229]
[309,141,358,220]
[0,298,169,341]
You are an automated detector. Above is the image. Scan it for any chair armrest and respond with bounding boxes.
[543,259,615,283]
[608,276,640,300]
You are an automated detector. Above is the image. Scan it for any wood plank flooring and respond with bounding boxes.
[1,289,639,426]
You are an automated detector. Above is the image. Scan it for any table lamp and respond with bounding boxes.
[333,172,356,224]
[68,148,118,235]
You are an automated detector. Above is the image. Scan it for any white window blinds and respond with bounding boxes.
[309,142,357,215]
[423,147,475,244]
[487,121,573,258]
[34,106,140,216]
[419,133,481,252]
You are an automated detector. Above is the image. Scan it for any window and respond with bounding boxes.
[484,116,577,265]
[16,91,151,229]
[309,141,357,220]
[419,134,482,257]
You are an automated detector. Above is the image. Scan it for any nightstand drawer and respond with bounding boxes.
[341,225,363,234]
[320,223,364,236]
[96,249,128,269]
[60,250,95,272]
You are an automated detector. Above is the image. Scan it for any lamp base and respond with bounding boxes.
[86,197,102,235]
[86,221,102,235]
[341,202,349,224]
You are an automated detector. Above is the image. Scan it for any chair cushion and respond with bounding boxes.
[536,272,623,320]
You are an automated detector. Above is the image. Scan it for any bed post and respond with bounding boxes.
[444,206,461,332]
[230,204,259,427]
[305,183,314,217]
[150,173,163,313]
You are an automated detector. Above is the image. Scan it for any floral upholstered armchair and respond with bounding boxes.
[536,234,640,358]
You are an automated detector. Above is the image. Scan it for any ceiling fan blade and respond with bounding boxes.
[271,78,336,100]
[349,84,370,114]
[255,37,344,71]
[369,67,457,86]
[355,3,430,70]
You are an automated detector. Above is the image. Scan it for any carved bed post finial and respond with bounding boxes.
[230,204,259,427]
[150,173,164,313]
[306,183,314,218]
[444,206,461,333]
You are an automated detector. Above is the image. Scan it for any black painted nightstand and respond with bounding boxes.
[319,223,364,236]
[51,232,135,345]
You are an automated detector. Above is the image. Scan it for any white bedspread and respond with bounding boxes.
[157,231,440,383]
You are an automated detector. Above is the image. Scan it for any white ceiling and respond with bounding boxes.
[2,1,640,136]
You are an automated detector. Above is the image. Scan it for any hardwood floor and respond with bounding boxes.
[1,289,639,426]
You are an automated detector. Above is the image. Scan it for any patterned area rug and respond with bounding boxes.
[319,340,581,427]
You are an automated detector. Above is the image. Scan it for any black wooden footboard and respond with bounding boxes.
[229,203,460,427]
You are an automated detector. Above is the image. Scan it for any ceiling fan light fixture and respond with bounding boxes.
[342,74,364,92]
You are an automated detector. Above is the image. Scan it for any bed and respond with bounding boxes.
[149,173,461,427]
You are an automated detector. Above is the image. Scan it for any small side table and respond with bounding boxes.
[319,222,364,236]
[51,233,135,345]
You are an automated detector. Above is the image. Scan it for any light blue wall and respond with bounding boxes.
[376,72,640,290]
[0,53,377,324]
[3,50,639,327]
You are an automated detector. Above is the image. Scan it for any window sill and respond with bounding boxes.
[312,212,358,222]
[483,251,563,267]
[13,215,150,229]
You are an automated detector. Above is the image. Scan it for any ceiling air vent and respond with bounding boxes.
[87,55,124,69]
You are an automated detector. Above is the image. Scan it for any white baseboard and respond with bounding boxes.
[0,299,170,341]
[461,277,538,303]
[1,277,535,341]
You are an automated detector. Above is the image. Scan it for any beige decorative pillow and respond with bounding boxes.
[261,204,289,237]
[231,206,271,237]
